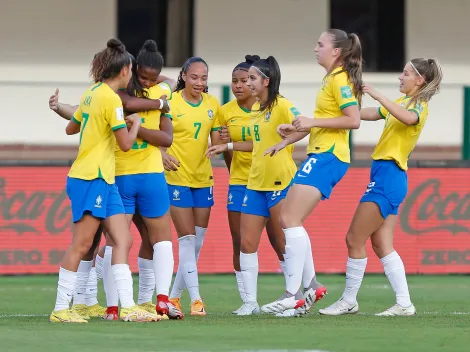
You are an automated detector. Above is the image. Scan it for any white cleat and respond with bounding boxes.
[236,302,260,316]
[318,298,359,316]
[261,296,305,314]
[232,303,245,315]
[375,304,416,316]
[275,308,296,318]
[296,286,328,316]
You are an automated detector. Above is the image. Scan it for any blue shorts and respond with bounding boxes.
[115,172,169,218]
[66,177,124,223]
[227,185,247,212]
[168,185,214,208]
[241,185,290,218]
[360,160,408,219]
[293,152,349,200]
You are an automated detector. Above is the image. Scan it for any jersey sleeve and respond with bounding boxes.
[211,98,222,131]
[407,101,428,125]
[378,106,388,119]
[331,73,358,110]
[157,82,172,100]
[105,96,127,131]
[72,105,83,125]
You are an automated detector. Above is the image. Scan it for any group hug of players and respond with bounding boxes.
[47,28,443,322]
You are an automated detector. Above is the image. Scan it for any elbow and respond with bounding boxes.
[161,137,173,148]
[119,141,132,152]
[350,119,361,130]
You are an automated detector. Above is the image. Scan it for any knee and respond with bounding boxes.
[114,235,133,252]
[345,231,364,251]
[371,241,394,259]
[280,209,300,229]
[240,236,255,254]
[139,240,154,259]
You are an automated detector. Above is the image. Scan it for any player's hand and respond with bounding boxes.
[277,124,296,139]
[264,140,287,157]
[125,113,142,128]
[293,115,315,131]
[362,82,382,101]
[158,95,170,113]
[162,151,180,171]
[49,88,60,111]
[206,144,228,158]
[219,126,230,142]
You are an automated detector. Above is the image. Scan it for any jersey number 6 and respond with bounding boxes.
[301,157,317,174]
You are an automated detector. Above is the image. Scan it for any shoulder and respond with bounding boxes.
[203,92,220,108]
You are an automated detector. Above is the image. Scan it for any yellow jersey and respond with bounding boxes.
[372,96,429,171]
[165,91,221,187]
[115,82,172,176]
[248,96,299,191]
[68,82,127,184]
[218,100,253,185]
[307,66,358,163]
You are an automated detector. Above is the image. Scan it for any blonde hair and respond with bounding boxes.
[407,58,443,108]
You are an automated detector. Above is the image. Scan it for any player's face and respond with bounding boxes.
[232,69,251,101]
[247,67,269,99]
[182,62,208,96]
[314,32,339,69]
[137,66,160,89]
[120,63,133,89]
[399,63,424,95]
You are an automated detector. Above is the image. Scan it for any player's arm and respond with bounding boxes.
[65,105,82,135]
[293,105,360,131]
[223,150,233,170]
[49,88,78,121]
[157,75,177,92]
[206,140,252,158]
[114,114,141,152]
[117,90,167,113]
[360,107,382,121]
[137,114,173,148]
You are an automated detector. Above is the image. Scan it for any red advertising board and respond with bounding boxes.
[0,167,469,275]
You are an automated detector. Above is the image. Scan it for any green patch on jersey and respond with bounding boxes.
[340,85,353,99]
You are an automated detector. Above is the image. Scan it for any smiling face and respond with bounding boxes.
[314,32,341,69]
[231,69,252,101]
[247,66,269,100]
[399,62,425,96]
[182,62,208,97]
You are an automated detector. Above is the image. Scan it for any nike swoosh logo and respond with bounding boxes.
[348,305,357,312]
[207,197,213,200]
[188,270,196,273]
[177,114,185,117]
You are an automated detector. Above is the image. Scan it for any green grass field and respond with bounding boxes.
[0,274,469,352]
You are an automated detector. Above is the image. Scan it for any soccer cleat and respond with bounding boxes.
[295,286,328,316]
[87,304,106,318]
[318,298,359,316]
[232,303,245,314]
[169,297,183,313]
[261,295,305,314]
[49,309,88,323]
[139,302,156,314]
[190,299,206,316]
[157,296,184,320]
[236,302,260,316]
[104,306,119,320]
[275,308,296,318]
[375,304,416,316]
[71,304,90,320]
[119,305,163,322]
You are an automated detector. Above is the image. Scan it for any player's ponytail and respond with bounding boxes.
[252,56,281,113]
[407,58,443,108]
[91,39,131,83]
[175,56,209,93]
[327,29,364,107]
[127,39,164,98]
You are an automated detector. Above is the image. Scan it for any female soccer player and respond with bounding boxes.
[207,56,305,316]
[263,29,363,316]
[50,39,161,323]
[319,58,443,316]
[164,57,222,316]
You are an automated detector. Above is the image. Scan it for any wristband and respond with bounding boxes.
[158,99,164,109]
[227,142,233,151]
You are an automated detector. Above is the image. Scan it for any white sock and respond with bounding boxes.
[85,266,99,307]
[279,260,288,282]
[381,251,412,307]
[195,226,207,261]
[95,254,104,281]
[112,264,135,309]
[303,230,317,289]
[240,252,258,303]
[170,270,185,299]
[177,235,201,302]
[73,260,92,306]
[234,271,246,302]
[153,241,174,297]
[283,227,306,295]
[137,257,155,304]
[103,246,119,307]
[54,267,77,311]
[342,257,367,304]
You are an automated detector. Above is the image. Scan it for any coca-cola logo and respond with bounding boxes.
[400,179,470,235]
[0,178,71,235]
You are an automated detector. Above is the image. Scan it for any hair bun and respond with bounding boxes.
[143,40,158,52]
[107,39,125,53]
[245,55,260,64]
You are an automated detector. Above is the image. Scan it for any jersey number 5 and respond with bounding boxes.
[301,157,317,174]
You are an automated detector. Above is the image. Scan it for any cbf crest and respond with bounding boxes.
[265,112,271,122]
[208,109,214,120]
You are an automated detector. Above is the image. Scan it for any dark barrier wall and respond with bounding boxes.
[0,166,469,274]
